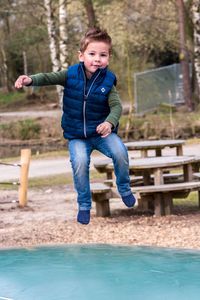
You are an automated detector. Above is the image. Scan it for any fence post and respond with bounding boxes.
[18,149,31,207]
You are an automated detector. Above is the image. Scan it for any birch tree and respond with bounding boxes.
[0,47,11,92]
[44,0,69,103]
[59,0,68,70]
[192,0,200,99]
[0,1,13,92]
[44,0,60,73]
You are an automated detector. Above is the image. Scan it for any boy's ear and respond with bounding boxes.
[78,51,84,62]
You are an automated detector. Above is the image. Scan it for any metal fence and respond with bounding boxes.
[134,63,191,114]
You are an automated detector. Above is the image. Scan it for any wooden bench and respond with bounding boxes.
[104,172,183,187]
[91,181,200,217]
[90,183,112,217]
[93,159,112,179]
[131,181,200,216]
[193,172,200,180]
[104,175,144,187]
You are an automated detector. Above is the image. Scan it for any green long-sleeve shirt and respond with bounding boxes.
[30,70,122,128]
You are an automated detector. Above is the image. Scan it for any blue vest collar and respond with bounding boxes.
[79,62,107,82]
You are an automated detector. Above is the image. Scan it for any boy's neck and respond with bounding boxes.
[86,70,93,79]
[81,62,106,80]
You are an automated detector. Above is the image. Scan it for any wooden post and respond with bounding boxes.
[18,149,31,207]
[176,145,183,156]
[154,193,164,216]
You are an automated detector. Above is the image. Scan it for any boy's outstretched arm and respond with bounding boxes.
[15,75,32,89]
[15,71,66,89]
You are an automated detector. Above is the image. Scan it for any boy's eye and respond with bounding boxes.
[87,52,108,57]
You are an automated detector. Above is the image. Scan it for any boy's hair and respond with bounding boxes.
[80,27,112,54]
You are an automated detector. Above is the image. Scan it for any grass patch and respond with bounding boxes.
[0,89,58,111]
[0,119,41,140]
[186,137,200,145]
[0,90,26,108]
[28,169,105,188]
[32,150,68,159]
[0,149,105,163]
[0,182,19,190]
[0,170,105,190]
[174,191,199,207]
[28,173,72,188]
[0,150,68,164]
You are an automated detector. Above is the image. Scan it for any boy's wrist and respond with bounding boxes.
[105,121,114,129]
[26,77,33,86]
[105,119,115,129]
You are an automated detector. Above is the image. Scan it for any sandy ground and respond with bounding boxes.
[1,183,200,251]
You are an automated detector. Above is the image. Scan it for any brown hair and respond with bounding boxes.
[80,27,112,54]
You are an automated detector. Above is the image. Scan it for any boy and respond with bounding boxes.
[15,27,136,225]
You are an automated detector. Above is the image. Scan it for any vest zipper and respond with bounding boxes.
[81,65,102,138]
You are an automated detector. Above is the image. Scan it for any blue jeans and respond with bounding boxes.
[68,133,131,210]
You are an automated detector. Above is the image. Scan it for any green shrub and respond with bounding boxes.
[0,91,26,107]
[19,119,41,140]
[0,119,41,140]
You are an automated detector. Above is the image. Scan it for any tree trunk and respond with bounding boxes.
[124,43,134,141]
[176,0,193,111]
[23,51,28,74]
[1,47,12,92]
[192,0,200,100]
[44,0,62,102]
[58,0,69,106]
[44,0,60,72]
[22,50,32,95]
[59,0,68,70]
[83,0,97,27]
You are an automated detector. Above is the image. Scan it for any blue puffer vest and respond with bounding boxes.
[61,62,117,139]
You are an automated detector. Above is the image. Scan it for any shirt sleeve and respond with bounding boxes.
[105,85,123,128]
[30,70,66,87]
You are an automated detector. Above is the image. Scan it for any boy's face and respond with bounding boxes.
[79,41,110,78]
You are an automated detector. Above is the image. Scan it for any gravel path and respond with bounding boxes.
[0,109,61,119]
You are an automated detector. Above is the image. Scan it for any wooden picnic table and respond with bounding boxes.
[104,155,195,184]
[125,139,185,157]
[94,155,195,182]
[132,156,196,184]
[92,155,200,217]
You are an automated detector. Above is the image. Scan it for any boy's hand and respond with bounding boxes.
[15,75,32,89]
[96,121,113,138]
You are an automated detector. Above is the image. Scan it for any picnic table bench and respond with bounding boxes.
[125,139,185,157]
[104,172,184,187]
[91,183,112,217]
[194,172,200,180]
[91,181,200,217]
[92,155,200,217]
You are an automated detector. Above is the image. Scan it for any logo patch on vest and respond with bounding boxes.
[101,87,106,93]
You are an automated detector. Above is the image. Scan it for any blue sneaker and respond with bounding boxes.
[77,210,90,225]
[122,194,136,208]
